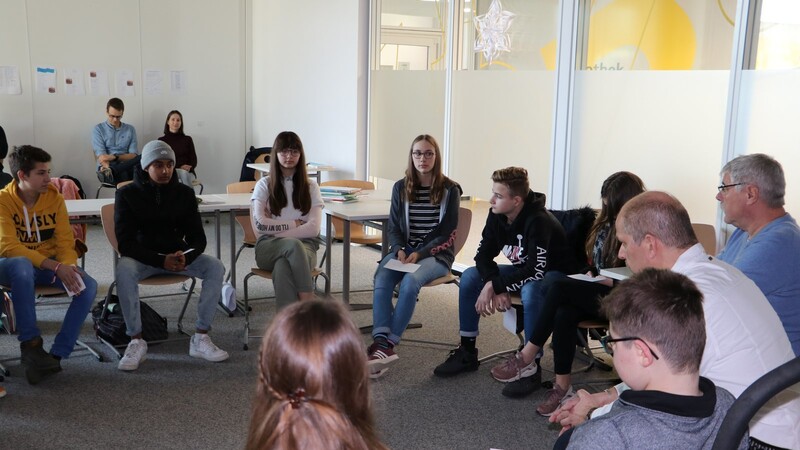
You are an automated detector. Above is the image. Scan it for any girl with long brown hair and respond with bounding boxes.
[367,134,461,377]
[247,300,387,450]
[250,131,323,308]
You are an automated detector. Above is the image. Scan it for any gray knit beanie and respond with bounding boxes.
[141,140,175,169]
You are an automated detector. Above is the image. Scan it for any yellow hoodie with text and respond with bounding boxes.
[0,181,77,267]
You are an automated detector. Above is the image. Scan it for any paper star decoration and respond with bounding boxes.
[473,0,516,63]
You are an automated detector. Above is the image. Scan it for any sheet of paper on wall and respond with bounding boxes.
[115,69,135,96]
[144,69,163,96]
[384,258,420,273]
[170,70,187,95]
[567,273,609,283]
[0,66,22,95]
[87,69,109,96]
[63,68,85,96]
[35,66,56,94]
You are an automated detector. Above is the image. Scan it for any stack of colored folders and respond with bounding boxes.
[320,185,362,203]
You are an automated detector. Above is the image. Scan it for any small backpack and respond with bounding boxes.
[91,295,168,346]
[59,175,86,199]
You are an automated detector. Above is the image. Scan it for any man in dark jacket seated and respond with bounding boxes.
[114,140,228,371]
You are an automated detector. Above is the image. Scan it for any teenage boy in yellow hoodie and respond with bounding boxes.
[0,145,98,384]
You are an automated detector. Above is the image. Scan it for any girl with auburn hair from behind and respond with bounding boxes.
[247,300,387,450]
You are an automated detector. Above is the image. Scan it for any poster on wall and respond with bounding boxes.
[144,69,164,96]
[0,66,22,95]
[170,70,187,95]
[88,69,110,96]
[116,69,136,97]
[35,66,56,94]
[63,68,85,96]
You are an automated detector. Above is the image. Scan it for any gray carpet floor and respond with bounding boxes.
[0,221,619,450]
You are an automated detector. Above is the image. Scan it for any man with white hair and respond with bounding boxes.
[716,153,800,356]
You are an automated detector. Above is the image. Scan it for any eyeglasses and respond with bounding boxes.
[278,149,301,157]
[412,151,435,160]
[108,114,123,120]
[717,183,743,193]
[600,335,660,360]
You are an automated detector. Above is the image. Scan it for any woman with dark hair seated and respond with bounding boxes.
[158,110,198,187]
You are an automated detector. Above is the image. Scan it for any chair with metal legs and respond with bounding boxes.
[99,203,198,358]
[398,207,473,345]
[237,208,330,350]
[0,284,103,380]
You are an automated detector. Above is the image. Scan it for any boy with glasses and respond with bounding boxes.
[564,268,746,449]
[92,97,140,184]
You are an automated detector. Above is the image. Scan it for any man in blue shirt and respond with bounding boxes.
[92,97,140,184]
[717,153,800,356]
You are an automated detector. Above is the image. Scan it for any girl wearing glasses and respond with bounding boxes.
[250,131,323,308]
[367,134,462,377]
[158,110,198,188]
[490,171,645,415]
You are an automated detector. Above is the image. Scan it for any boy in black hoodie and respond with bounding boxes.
[434,167,576,377]
[113,140,228,371]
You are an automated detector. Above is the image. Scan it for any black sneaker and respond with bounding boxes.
[20,337,61,385]
[433,346,479,377]
[501,366,542,398]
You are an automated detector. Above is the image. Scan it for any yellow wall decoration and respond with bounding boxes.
[541,0,697,70]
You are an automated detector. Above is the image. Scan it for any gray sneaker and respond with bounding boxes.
[118,339,148,371]
[189,334,229,362]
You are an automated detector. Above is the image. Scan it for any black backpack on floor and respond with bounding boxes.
[91,295,168,346]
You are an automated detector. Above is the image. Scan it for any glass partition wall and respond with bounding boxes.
[734,0,800,219]
[369,0,560,197]
[369,0,798,243]
[567,0,737,226]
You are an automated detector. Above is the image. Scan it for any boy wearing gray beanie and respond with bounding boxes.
[113,140,229,371]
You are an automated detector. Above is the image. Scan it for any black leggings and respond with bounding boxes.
[529,277,611,375]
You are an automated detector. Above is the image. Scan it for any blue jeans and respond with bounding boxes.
[372,253,450,344]
[458,265,564,342]
[116,254,224,336]
[0,256,98,358]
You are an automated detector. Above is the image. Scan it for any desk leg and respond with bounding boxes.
[229,210,237,289]
[342,218,351,304]
[325,213,332,280]
[215,210,221,259]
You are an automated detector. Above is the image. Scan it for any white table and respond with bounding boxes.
[246,162,335,184]
[323,189,391,303]
[65,193,252,291]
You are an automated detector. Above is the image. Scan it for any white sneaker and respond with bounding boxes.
[118,339,148,371]
[189,333,229,362]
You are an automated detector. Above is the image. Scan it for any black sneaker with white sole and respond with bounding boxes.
[433,346,479,377]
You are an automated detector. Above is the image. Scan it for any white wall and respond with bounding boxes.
[0,0,246,195]
[251,0,368,182]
